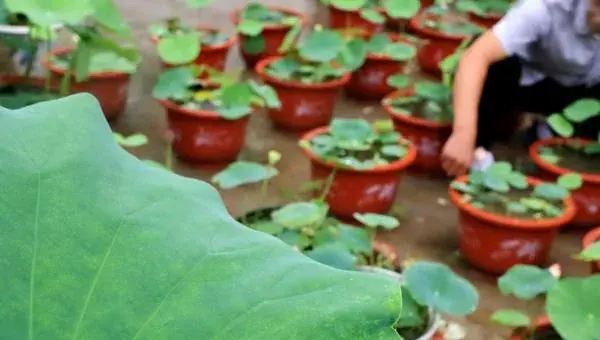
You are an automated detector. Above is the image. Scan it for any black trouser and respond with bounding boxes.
[477,56,600,148]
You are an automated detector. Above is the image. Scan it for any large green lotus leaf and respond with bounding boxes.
[0,94,403,339]
[5,0,92,27]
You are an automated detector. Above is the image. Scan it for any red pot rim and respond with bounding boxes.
[509,316,552,340]
[158,99,250,121]
[299,126,417,173]
[528,138,600,184]
[42,48,132,79]
[469,11,503,21]
[408,12,482,41]
[149,26,238,51]
[328,5,385,15]
[583,227,600,269]
[365,33,414,61]
[382,88,453,130]
[449,175,577,230]
[229,6,307,31]
[256,56,351,90]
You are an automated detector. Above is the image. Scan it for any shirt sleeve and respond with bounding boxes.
[492,0,551,57]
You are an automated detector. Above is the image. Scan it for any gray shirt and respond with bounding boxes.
[493,0,600,87]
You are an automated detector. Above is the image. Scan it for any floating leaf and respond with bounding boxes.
[249,80,281,109]
[381,145,407,158]
[367,34,391,54]
[414,81,451,102]
[498,265,558,300]
[353,213,400,230]
[299,30,344,62]
[237,19,264,36]
[382,0,421,19]
[576,241,600,262]
[153,66,195,99]
[404,261,479,316]
[359,8,386,24]
[557,173,583,190]
[330,0,368,10]
[387,75,410,89]
[272,202,327,229]
[490,309,532,327]
[563,98,600,123]
[305,244,357,270]
[547,113,574,138]
[534,183,570,201]
[211,161,278,189]
[158,32,201,65]
[336,38,367,71]
[337,225,372,254]
[386,42,417,61]
[331,118,375,144]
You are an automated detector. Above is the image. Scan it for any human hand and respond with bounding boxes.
[441,132,475,177]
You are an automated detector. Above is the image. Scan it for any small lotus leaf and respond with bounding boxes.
[534,183,570,201]
[359,8,386,24]
[153,66,195,99]
[354,213,400,230]
[211,161,278,189]
[305,244,357,270]
[548,113,574,138]
[272,202,326,229]
[237,19,264,36]
[387,75,410,89]
[490,309,532,327]
[498,265,558,300]
[563,98,600,123]
[382,0,421,18]
[299,30,344,62]
[158,32,201,65]
[557,173,583,190]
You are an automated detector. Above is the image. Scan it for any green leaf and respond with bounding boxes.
[249,80,281,109]
[153,66,195,99]
[451,181,478,195]
[237,19,264,36]
[336,38,367,72]
[519,197,547,211]
[414,81,450,102]
[490,309,532,327]
[272,202,327,229]
[381,145,407,158]
[483,175,509,193]
[386,42,417,61]
[330,0,368,10]
[337,225,372,254]
[395,290,426,328]
[242,35,266,55]
[158,32,201,65]
[563,98,600,123]
[387,75,410,89]
[534,183,570,201]
[353,213,400,230]
[498,265,558,300]
[305,244,357,270]
[404,261,479,316]
[547,276,600,340]
[6,0,92,27]
[331,118,375,144]
[557,173,583,190]
[359,8,385,24]
[486,161,513,176]
[576,241,600,262]
[250,221,284,235]
[548,113,574,138]
[217,83,254,119]
[382,0,421,19]
[211,161,278,189]
[299,30,344,63]
[506,202,528,215]
[0,94,404,339]
[508,172,528,190]
[117,134,148,148]
[367,34,391,55]
[74,44,92,82]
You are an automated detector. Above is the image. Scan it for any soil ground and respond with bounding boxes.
[95,0,589,338]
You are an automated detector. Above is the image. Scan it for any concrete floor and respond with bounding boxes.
[103,0,590,338]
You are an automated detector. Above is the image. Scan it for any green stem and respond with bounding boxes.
[59,46,78,97]
[319,168,337,201]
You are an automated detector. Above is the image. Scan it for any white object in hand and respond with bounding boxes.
[470,147,495,171]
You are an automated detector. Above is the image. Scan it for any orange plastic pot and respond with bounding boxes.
[256,56,351,131]
[158,100,250,162]
[43,48,132,120]
[509,316,553,340]
[382,89,452,177]
[346,34,413,101]
[583,228,600,274]
[468,12,502,29]
[328,6,385,35]
[230,6,307,69]
[408,13,480,77]
[150,26,236,73]
[529,138,600,227]
[300,126,417,220]
[449,176,576,275]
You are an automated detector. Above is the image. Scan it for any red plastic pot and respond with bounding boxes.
[230,6,307,69]
[43,48,132,120]
[346,34,413,101]
[382,88,452,176]
[529,138,600,228]
[158,100,250,162]
[449,176,576,275]
[509,316,553,340]
[583,228,600,274]
[256,56,351,131]
[150,26,236,73]
[468,12,502,29]
[408,13,481,77]
[328,6,385,35]
[300,126,417,220]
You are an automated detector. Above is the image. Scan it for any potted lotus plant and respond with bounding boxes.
[299,118,417,220]
[449,161,580,274]
[345,32,417,100]
[581,229,600,274]
[363,260,479,339]
[149,0,237,72]
[409,4,484,76]
[455,0,511,28]
[491,264,600,339]
[39,1,140,120]
[153,65,281,163]
[530,98,600,227]
[255,27,367,130]
[231,2,306,68]
[320,0,421,36]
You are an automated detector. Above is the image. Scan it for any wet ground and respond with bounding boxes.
[102,0,590,338]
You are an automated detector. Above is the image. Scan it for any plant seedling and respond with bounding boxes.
[451,161,582,219]
[353,213,401,269]
[153,65,281,120]
[385,79,453,123]
[491,262,600,340]
[212,150,282,190]
[300,118,412,170]
[320,0,421,24]
[265,26,368,83]
[236,2,302,56]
